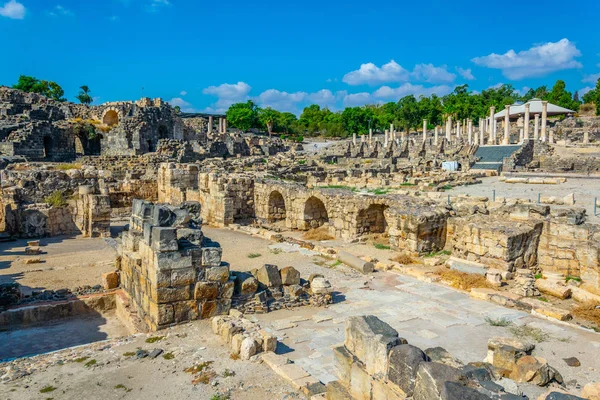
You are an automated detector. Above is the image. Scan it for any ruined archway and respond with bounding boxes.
[158,125,169,140]
[356,204,388,235]
[103,109,119,126]
[268,191,286,223]
[43,136,53,159]
[303,196,328,229]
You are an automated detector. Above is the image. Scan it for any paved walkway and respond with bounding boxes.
[255,272,600,395]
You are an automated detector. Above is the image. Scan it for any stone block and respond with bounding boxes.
[101,271,119,290]
[326,381,352,400]
[256,264,283,288]
[200,301,217,319]
[157,286,190,303]
[280,266,301,285]
[151,205,176,227]
[311,277,332,294]
[202,247,222,267]
[535,279,571,300]
[205,266,230,283]
[387,344,428,396]
[441,381,491,400]
[582,382,600,400]
[344,315,404,376]
[170,268,195,286]
[151,227,178,252]
[240,337,259,360]
[413,362,464,400]
[332,345,353,385]
[231,333,244,355]
[259,329,277,352]
[194,282,219,300]
[221,280,235,299]
[349,362,372,400]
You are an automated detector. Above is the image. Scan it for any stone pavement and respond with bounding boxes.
[255,272,600,392]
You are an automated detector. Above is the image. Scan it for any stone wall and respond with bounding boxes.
[447,214,543,271]
[119,200,231,331]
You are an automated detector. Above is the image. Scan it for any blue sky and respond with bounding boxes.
[1,0,599,114]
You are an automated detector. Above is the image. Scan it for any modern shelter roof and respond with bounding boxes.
[493,98,575,120]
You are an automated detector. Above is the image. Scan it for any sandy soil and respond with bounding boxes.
[0,235,118,295]
[0,320,296,400]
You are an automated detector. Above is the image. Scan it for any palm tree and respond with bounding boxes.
[259,107,277,137]
[76,85,93,105]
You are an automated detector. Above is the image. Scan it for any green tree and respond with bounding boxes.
[582,79,600,116]
[277,112,298,134]
[76,85,93,105]
[226,100,259,131]
[13,75,65,101]
[258,107,278,137]
[545,80,579,111]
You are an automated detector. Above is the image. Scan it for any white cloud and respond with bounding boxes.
[472,38,582,80]
[488,83,504,90]
[147,0,170,12]
[180,90,187,96]
[343,83,453,107]
[203,82,252,113]
[412,64,456,83]
[48,5,74,17]
[108,15,119,22]
[583,73,600,83]
[457,67,475,80]
[516,86,531,96]
[0,0,25,19]
[255,89,307,113]
[580,86,593,97]
[167,97,196,112]
[342,60,410,85]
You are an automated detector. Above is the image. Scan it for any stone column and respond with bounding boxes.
[503,105,510,145]
[549,130,554,144]
[369,128,373,144]
[541,101,548,142]
[352,132,357,145]
[390,124,394,137]
[361,135,365,143]
[492,118,497,144]
[479,119,484,145]
[523,103,530,140]
[467,119,473,144]
[223,119,227,133]
[457,120,461,140]
[534,114,540,141]
[488,106,495,136]
[584,131,589,144]
[446,117,452,141]
[208,116,213,134]
[218,117,222,133]
[519,128,524,142]
[423,119,427,142]
[384,130,389,146]
[434,126,439,145]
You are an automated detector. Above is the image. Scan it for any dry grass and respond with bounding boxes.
[572,302,600,327]
[436,268,492,290]
[303,227,334,241]
[391,254,414,264]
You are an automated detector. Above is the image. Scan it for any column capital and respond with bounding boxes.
[524,103,530,110]
[505,104,511,110]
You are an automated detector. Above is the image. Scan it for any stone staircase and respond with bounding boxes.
[471,145,521,172]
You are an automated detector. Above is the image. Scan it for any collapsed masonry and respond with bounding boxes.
[118,199,333,331]
[328,315,566,400]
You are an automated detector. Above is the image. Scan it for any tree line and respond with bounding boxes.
[226,79,598,138]
[11,75,93,104]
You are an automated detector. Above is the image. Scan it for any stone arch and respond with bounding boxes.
[43,136,53,159]
[356,204,389,235]
[158,125,169,140]
[303,196,328,229]
[102,109,119,126]
[268,191,286,223]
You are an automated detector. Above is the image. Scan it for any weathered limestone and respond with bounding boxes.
[119,199,230,331]
[503,105,511,145]
[422,119,427,143]
[534,113,540,141]
[524,103,530,140]
[467,119,473,144]
[541,101,548,142]
[446,117,451,141]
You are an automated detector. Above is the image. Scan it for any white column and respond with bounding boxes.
[584,131,589,144]
[352,132,357,145]
[492,118,497,144]
[479,118,484,145]
[467,119,473,144]
[208,116,213,134]
[390,124,394,138]
[519,128,524,143]
[541,101,548,142]
[434,126,439,145]
[456,121,461,141]
[549,129,554,144]
[361,134,365,143]
[223,119,227,133]
[384,130,389,146]
[422,119,427,142]
[523,103,530,140]
[503,105,510,145]
[488,106,495,137]
[369,128,373,144]
[446,117,452,141]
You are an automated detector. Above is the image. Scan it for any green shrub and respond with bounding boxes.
[44,191,67,207]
